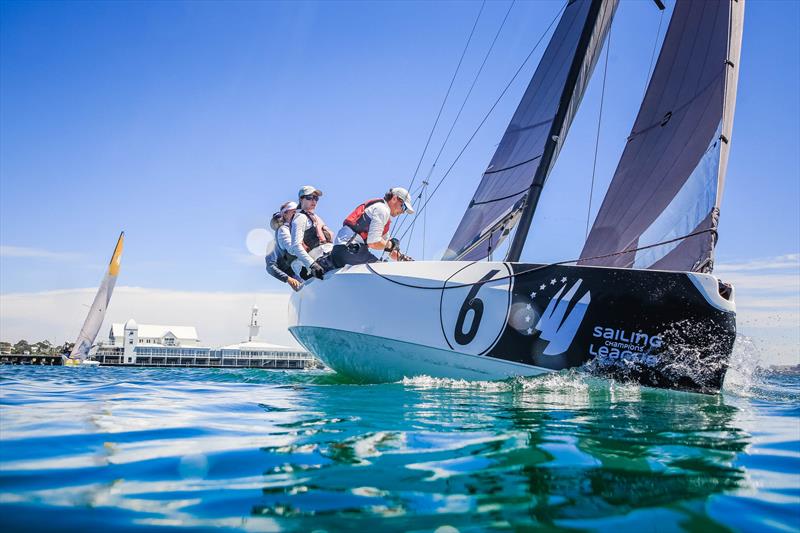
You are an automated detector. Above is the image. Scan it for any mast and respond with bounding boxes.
[506,0,605,263]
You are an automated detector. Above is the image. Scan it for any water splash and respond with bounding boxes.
[723,334,766,398]
[400,375,511,391]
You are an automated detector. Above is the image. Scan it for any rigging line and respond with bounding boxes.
[426,0,516,189]
[585,26,611,239]
[642,7,665,101]
[397,1,568,244]
[404,0,486,199]
[394,0,515,242]
[364,228,717,291]
[422,185,428,260]
[406,197,419,258]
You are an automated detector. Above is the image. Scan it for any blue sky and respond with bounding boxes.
[0,1,798,358]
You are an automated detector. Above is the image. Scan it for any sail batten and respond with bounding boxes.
[444,0,618,262]
[580,0,744,273]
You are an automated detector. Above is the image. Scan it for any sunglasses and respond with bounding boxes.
[302,195,320,201]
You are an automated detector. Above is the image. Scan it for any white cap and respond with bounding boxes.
[298,185,323,198]
[390,187,415,214]
[280,201,298,215]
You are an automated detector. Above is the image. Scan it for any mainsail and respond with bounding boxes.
[579,0,744,272]
[68,232,124,360]
[444,0,618,261]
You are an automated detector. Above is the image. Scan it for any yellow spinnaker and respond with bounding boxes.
[108,232,124,276]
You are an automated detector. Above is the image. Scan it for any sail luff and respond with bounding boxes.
[705,0,744,271]
[715,0,744,209]
[68,232,124,360]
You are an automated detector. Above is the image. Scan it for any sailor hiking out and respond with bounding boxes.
[266,201,302,291]
[290,185,333,280]
[331,187,415,268]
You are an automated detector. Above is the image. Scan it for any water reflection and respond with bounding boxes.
[1,366,795,532]
[244,372,752,530]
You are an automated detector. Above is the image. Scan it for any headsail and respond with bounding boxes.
[68,232,124,361]
[579,0,744,272]
[444,0,618,261]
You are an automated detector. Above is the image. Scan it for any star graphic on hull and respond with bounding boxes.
[526,303,531,310]
[539,284,546,290]
[561,276,567,283]
[526,327,533,335]
[530,291,537,298]
[550,278,557,285]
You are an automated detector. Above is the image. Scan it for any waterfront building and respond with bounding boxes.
[109,320,201,348]
[94,307,318,368]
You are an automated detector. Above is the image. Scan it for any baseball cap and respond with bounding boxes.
[390,187,415,214]
[280,201,298,215]
[298,185,323,198]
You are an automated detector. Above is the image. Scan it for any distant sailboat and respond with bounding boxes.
[289,0,744,393]
[63,232,124,367]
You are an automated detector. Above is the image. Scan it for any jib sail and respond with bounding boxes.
[579,0,744,272]
[444,0,618,261]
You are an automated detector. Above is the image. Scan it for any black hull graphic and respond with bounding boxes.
[481,264,736,393]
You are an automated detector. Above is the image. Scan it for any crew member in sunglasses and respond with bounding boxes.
[289,185,333,280]
[330,187,415,269]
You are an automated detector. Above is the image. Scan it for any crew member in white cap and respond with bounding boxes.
[331,187,414,268]
[266,201,302,290]
[289,185,333,279]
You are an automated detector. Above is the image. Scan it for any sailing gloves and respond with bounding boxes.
[384,238,401,253]
[309,261,326,280]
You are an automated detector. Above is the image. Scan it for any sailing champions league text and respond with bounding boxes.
[589,326,662,366]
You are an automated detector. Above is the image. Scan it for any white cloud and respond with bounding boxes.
[716,253,800,303]
[0,245,80,261]
[716,253,800,366]
[715,253,799,272]
[0,286,296,348]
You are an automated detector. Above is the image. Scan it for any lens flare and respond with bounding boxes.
[246,228,273,256]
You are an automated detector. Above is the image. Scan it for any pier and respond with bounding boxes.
[0,354,62,365]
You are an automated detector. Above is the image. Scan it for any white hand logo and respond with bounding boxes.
[535,279,591,355]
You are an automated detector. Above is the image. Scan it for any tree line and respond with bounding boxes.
[0,340,74,355]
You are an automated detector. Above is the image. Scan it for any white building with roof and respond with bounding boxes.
[109,320,200,347]
[95,306,320,368]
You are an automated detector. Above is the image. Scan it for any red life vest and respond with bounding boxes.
[343,199,391,242]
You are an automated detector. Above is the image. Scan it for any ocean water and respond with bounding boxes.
[0,343,798,532]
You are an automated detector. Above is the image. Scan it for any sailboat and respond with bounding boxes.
[63,232,125,367]
[288,0,744,393]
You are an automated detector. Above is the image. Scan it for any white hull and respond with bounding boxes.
[291,325,551,383]
[288,261,736,392]
[289,261,539,382]
[63,357,100,367]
